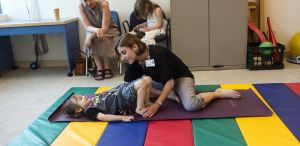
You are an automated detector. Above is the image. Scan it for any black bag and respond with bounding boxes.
[74,48,97,76]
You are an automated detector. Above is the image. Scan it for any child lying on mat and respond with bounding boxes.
[62,76,177,122]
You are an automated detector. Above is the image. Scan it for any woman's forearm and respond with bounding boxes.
[100,1,110,34]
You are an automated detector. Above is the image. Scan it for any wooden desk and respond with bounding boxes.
[0,18,80,76]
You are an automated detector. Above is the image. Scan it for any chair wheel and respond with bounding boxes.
[67,72,73,77]
[30,62,38,70]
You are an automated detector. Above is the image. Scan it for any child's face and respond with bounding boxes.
[71,95,92,109]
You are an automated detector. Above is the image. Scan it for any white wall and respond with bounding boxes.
[3,0,299,62]
[0,0,170,62]
[264,0,300,50]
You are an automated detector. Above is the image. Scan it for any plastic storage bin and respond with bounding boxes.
[247,43,285,70]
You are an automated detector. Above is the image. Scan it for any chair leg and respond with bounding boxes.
[85,55,88,76]
[119,62,122,74]
[86,47,90,76]
[167,39,169,50]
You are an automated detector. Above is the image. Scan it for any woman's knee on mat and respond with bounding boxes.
[181,95,206,112]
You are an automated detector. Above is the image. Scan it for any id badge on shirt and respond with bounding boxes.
[145,59,155,67]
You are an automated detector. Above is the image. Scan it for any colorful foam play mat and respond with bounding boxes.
[49,89,271,122]
[8,83,300,146]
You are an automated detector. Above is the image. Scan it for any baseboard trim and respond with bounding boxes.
[189,65,246,71]
[0,14,8,22]
[15,60,67,68]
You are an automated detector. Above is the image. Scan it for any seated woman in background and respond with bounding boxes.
[133,0,168,45]
[79,0,120,80]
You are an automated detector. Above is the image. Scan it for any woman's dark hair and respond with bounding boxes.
[62,95,84,118]
[134,0,160,19]
[114,33,147,60]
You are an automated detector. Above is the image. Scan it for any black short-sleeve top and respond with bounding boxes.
[124,45,194,84]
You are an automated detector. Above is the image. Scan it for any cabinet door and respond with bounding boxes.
[171,0,209,67]
[209,0,247,67]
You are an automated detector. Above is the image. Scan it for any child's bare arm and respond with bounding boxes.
[96,113,134,122]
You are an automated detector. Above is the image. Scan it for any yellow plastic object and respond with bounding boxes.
[220,84,300,146]
[51,86,112,146]
[290,32,300,55]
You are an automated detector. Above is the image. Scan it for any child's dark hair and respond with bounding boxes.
[114,33,147,60]
[62,95,84,118]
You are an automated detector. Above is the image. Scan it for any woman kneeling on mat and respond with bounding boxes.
[115,33,241,118]
[62,76,155,122]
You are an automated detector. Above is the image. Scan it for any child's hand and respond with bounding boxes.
[142,28,150,32]
[121,115,134,122]
[134,24,147,31]
[133,24,142,30]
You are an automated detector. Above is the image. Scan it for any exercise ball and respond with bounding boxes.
[288,32,300,64]
[259,41,274,56]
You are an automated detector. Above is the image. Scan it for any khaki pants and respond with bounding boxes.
[152,77,205,112]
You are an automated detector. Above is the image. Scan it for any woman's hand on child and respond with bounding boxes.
[142,103,160,118]
[121,115,134,122]
[136,107,147,116]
